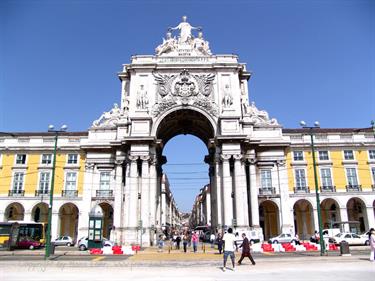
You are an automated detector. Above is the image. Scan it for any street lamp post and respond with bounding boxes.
[300,121,326,256]
[45,124,67,259]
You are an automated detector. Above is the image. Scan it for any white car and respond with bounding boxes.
[332,232,369,246]
[77,236,114,251]
[53,236,74,246]
[268,233,298,244]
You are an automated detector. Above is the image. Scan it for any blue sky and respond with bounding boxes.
[1,0,374,212]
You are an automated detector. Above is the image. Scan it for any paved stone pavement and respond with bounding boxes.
[1,252,374,281]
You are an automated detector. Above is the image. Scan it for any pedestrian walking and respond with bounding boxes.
[210,233,216,249]
[176,233,181,250]
[222,228,236,271]
[237,233,256,266]
[217,233,223,254]
[369,228,375,261]
[157,234,164,252]
[183,232,189,253]
[191,231,199,253]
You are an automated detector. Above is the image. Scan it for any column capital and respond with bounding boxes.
[140,155,150,161]
[128,155,139,162]
[220,154,231,161]
[85,163,95,170]
[233,154,243,161]
[115,159,124,165]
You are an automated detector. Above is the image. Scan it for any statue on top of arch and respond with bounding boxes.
[242,101,279,126]
[155,16,212,56]
[92,103,129,128]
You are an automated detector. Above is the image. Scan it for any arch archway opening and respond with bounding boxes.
[58,203,79,241]
[4,202,25,221]
[31,203,49,223]
[99,202,114,239]
[156,109,215,230]
[346,197,367,233]
[259,200,279,240]
[321,198,341,229]
[293,199,314,240]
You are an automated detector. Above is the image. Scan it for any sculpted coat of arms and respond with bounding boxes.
[152,70,217,117]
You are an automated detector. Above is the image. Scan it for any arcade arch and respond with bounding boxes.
[99,202,114,239]
[259,200,279,240]
[293,199,314,240]
[321,198,341,229]
[346,197,367,233]
[31,203,48,223]
[58,203,79,240]
[4,202,24,221]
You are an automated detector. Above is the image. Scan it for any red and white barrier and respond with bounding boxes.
[89,245,137,255]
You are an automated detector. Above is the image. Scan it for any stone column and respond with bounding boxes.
[215,156,222,227]
[339,207,350,232]
[127,156,139,229]
[248,156,259,227]
[234,154,249,228]
[149,156,157,244]
[221,154,233,227]
[277,160,294,234]
[51,210,59,240]
[206,188,211,225]
[77,163,94,240]
[366,206,375,230]
[161,179,167,227]
[113,159,124,244]
[141,156,150,230]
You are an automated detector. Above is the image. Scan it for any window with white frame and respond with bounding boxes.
[293,151,304,161]
[67,154,78,164]
[13,172,24,192]
[320,168,333,188]
[41,154,52,164]
[260,170,272,189]
[39,172,50,193]
[65,172,77,190]
[15,154,26,165]
[369,150,375,160]
[100,172,111,190]
[318,151,329,161]
[295,169,307,189]
[344,150,354,160]
[346,168,358,186]
[371,167,375,184]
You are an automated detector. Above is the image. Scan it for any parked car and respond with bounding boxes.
[268,233,298,244]
[77,236,114,251]
[331,232,369,246]
[53,236,74,247]
[16,237,42,250]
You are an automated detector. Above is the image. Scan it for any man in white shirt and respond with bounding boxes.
[222,228,236,271]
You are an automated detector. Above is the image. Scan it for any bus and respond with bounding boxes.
[0,221,46,249]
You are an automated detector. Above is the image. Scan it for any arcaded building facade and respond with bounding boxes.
[1,18,374,245]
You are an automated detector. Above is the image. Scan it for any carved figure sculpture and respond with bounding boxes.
[155,32,177,55]
[136,85,149,110]
[222,84,233,108]
[168,15,201,43]
[193,32,211,55]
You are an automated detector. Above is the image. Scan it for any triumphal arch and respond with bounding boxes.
[81,16,292,246]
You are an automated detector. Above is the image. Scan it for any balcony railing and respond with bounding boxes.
[62,190,78,197]
[35,190,50,196]
[320,186,336,192]
[346,185,362,192]
[259,187,276,196]
[8,190,25,197]
[95,190,114,198]
[294,186,310,193]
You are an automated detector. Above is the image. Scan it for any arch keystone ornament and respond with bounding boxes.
[82,17,289,246]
